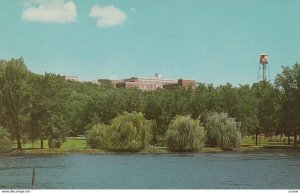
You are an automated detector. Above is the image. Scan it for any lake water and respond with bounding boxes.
[0,149,300,189]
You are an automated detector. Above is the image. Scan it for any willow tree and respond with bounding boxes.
[205,112,241,150]
[106,112,152,152]
[165,115,206,152]
[85,124,109,149]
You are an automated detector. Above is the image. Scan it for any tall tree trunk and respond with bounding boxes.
[14,112,22,149]
[41,139,44,149]
[16,129,22,149]
[294,133,297,146]
[255,132,258,145]
[288,135,290,145]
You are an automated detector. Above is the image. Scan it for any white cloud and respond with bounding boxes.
[22,0,77,23]
[89,5,127,28]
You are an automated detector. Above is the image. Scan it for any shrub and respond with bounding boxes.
[85,112,153,152]
[107,112,152,151]
[164,115,206,152]
[205,112,241,150]
[85,124,108,149]
[0,126,12,153]
[48,127,68,148]
[48,139,62,148]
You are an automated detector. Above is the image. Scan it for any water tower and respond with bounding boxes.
[257,53,270,82]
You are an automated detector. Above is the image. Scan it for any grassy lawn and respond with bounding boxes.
[242,135,290,146]
[9,135,295,155]
[10,137,106,154]
[13,137,88,151]
[242,136,269,146]
[19,140,47,149]
[17,136,288,149]
[60,137,88,150]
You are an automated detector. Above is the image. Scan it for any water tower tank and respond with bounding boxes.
[260,53,268,65]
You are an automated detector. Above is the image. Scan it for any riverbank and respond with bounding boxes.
[8,148,105,155]
[7,144,300,155]
[5,136,299,155]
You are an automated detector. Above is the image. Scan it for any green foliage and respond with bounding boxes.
[253,82,281,135]
[275,63,300,144]
[107,112,153,151]
[27,74,47,144]
[0,58,30,149]
[86,112,153,152]
[47,116,69,148]
[0,126,12,153]
[48,139,62,148]
[86,89,124,124]
[1,57,298,150]
[85,124,108,149]
[237,85,259,135]
[205,112,242,150]
[165,115,206,152]
[122,88,144,113]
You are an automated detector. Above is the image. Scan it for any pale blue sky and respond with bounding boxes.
[0,0,299,85]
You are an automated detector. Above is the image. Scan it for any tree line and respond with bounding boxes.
[0,58,299,152]
[86,112,241,152]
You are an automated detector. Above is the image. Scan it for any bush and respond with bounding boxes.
[107,112,152,151]
[164,115,206,152]
[48,127,67,148]
[205,112,241,150]
[86,112,153,152]
[0,126,12,153]
[85,124,108,149]
[48,139,62,148]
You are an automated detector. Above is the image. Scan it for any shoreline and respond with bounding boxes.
[4,145,300,156]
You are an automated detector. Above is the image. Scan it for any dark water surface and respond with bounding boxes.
[0,149,300,189]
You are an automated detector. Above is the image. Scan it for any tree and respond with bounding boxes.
[251,81,280,145]
[65,91,91,136]
[28,73,70,148]
[122,88,143,113]
[27,73,48,148]
[159,89,179,135]
[0,126,12,153]
[45,76,70,148]
[86,88,124,124]
[142,91,163,142]
[217,83,242,119]
[275,63,300,145]
[0,58,30,149]
[190,83,222,122]
[164,115,206,152]
[85,124,108,149]
[106,112,152,151]
[235,85,259,136]
[205,112,241,150]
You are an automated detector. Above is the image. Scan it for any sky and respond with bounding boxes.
[0,0,300,85]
